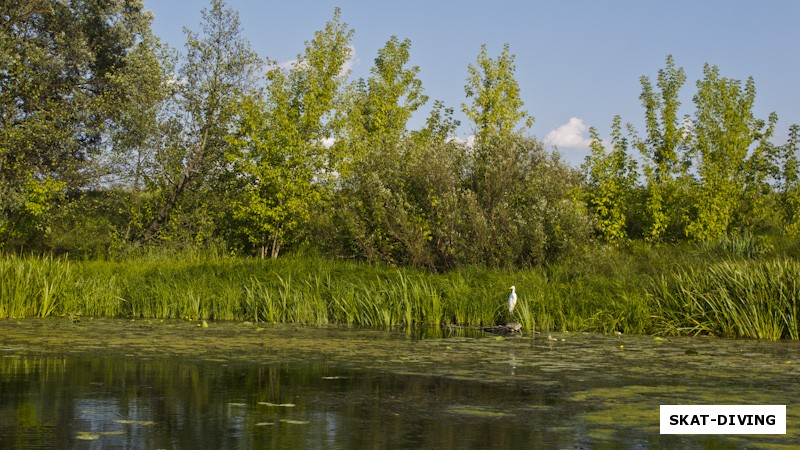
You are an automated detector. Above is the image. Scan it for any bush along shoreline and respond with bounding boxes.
[3,238,799,340]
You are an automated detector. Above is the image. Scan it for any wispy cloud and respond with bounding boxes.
[319,136,335,148]
[448,134,476,147]
[341,45,359,75]
[545,117,592,150]
[276,45,359,76]
[278,58,299,70]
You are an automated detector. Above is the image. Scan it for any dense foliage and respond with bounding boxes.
[2,1,799,273]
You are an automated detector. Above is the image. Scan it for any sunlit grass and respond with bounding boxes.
[2,241,798,339]
[652,259,800,340]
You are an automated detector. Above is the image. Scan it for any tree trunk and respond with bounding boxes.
[270,232,280,259]
[135,172,191,243]
[134,129,208,243]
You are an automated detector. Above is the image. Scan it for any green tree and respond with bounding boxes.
[0,0,160,250]
[737,112,780,232]
[338,35,428,174]
[461,44,534,218]
[462,43,533,146]
[476,135,589,266]
[332,35,434,267]
[632,55,688,241]
[686,64,776,240]
[135,0,260,244]
[774,124,800,235]
[583,117,639,243]
[104,34,175,192]
[229,9,353,258]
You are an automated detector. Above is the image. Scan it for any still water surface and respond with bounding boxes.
[1,319,799,449]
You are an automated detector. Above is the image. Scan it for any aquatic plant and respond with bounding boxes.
[2,244,799,340]
[652,259,800,340]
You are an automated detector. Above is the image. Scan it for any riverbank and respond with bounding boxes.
[2,238,799,339]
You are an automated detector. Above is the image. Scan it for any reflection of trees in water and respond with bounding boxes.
[0,355,556,448]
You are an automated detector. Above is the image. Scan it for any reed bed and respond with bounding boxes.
[652,259,800,340]
[2,248,798,339]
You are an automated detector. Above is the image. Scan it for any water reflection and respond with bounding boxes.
[0,355,565,449]
[2,325,800,449]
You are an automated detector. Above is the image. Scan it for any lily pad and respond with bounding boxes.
[99,431,125,436]
[446,406,509,418]
[114,420,156,426]
[280,419,309,425]
[76,432,101,440]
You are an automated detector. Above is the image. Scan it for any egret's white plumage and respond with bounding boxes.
[508,286,517,313]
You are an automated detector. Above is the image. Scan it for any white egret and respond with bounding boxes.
[508,286,517,313]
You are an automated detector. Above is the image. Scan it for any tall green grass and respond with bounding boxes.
[0,252,652,334]
[2,241,799,340]
[652,259,800,340]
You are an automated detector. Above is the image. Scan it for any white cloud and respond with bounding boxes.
[276,46,358,76]
[545,117,592,150]
[166,73,187,86]
[341,45,359,75]
[448,134,476,148]
[278,59,299,70]
[320,137,335,148]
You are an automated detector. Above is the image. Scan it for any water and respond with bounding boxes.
[1,319,800,449]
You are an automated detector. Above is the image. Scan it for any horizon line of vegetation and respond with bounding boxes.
[2,1,800,275]
[2,234,800,340]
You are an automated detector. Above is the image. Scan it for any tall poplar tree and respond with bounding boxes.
[686,64,775,240]
[230,9,353,258]
[462,43,533,146]
[461,43,534,214]
[583,117,639,243]
[332,35,433,267]
[633,55,688,241]
[339,36,427,172]
[771,124,800,235]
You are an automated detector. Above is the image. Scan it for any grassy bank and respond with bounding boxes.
[2,237,799,339]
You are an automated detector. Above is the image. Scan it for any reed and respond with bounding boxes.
[1,245,798,340]
[652,259,800,340]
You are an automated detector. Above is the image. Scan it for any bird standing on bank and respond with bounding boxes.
[508,286,517,313]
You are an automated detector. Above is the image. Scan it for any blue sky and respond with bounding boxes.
[144,0,800,166]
